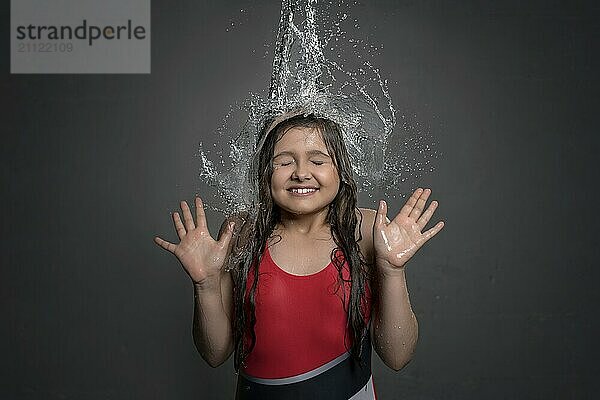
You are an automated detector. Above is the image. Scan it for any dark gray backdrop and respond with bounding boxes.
[2,0,598,399]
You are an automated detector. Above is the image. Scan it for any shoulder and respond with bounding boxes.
[218,211,252,252]
[356,207,377,234]
[356,207,377,264]
[217,212,253,284]
[223,211,250,228]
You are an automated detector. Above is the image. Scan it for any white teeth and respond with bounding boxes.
[291,188,317,194]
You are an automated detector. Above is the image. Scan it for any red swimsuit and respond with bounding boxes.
[236,246,377,400]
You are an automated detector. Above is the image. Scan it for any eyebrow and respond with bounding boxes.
[272,150,332,159]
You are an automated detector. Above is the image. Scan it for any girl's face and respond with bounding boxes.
[270,126,340,217]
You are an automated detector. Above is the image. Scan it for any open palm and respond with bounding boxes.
[154,197,234,284]
[374,188,444,270]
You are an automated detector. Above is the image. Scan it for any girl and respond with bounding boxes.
[154,113,444,399]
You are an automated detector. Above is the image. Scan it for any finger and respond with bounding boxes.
[418,221,445,246]
[218,221,235,249]
[399,188,423,217]
[416,199,438,230]
[408,188,431,220]
[154,236,177,254]
[180,200,196,231]
[195,196,208,230]
[172,212,187,240]
[375,200,388,229]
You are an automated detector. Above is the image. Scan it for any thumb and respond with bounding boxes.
[376,200,387,228]
[218,221,235,249]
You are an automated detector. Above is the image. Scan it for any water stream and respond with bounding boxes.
[197,0,437,216]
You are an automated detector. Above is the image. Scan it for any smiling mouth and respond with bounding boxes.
[288,188,318,195]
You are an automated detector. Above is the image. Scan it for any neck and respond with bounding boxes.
[277,208,330,235]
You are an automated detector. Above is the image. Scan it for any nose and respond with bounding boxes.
[292,160,312,181]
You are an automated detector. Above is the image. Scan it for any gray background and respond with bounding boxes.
[2,0,598,399]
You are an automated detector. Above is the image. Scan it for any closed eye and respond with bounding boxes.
[273,157,294,167]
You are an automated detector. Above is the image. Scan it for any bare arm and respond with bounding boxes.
[359,188,444,371]
[370,266,419,371]
[154,197,239,367]
[192,213,246,367]
[192,251,234,366]
[359,208,417,370]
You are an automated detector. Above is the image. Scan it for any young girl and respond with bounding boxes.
[154,113,444,399]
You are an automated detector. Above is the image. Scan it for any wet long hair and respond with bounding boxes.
[229,114,371,371]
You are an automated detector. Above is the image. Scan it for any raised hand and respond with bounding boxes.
[154,197,234,285]
[374,188,444,272]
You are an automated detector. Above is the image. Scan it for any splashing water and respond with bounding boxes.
[197,0,438,216]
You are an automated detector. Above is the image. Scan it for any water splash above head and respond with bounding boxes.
[198,0,438,216]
